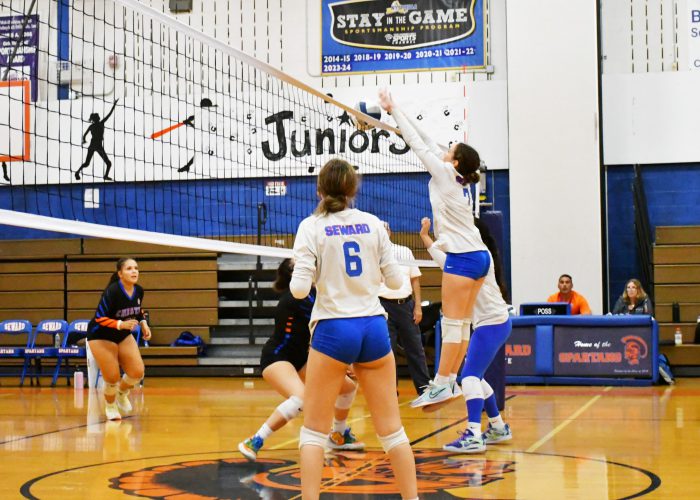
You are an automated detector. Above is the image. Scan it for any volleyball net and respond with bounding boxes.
[0,0,452,262]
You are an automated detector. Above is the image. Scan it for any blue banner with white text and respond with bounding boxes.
[321,0,485,74]
[0,15,39,101]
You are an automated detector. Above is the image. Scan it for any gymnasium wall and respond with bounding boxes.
[1,0,699,311]
[606,164,700,309]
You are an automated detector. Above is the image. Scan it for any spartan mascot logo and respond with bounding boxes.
[621,335,648,366]
[112,450,516,498]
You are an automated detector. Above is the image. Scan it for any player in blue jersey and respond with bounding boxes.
[87,257,151,420]
[291,159,418,500]
[380,89,489,409]
[238,259,364,461]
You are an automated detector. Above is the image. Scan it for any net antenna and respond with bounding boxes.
[0,0,435,265]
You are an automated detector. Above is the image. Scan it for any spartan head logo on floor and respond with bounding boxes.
[112,450,516,499]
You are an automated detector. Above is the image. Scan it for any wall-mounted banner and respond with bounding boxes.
[321,0,485,74]
[0,15,39,101]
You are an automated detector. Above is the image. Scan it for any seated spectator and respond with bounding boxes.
[547,274,591,315]
[612,279,653,315]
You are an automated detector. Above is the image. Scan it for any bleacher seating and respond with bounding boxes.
[0,239,218,372]
[654,225,700,370]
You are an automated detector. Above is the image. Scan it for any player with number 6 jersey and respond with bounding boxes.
[292,208,400,332]
[290,158,418,500]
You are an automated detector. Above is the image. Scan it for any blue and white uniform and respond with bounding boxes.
[392,107,485,253]
[426,245,509,328]
[428,242,512,445]
[290,208,402,364]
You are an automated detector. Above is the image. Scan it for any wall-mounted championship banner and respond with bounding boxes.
[0,15,39,101]
[321,0,485,74]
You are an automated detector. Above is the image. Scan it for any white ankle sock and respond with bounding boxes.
[434,374,450,385]
[488,415,505,429]
[333,418,347,434]
[256,423,273,440]
[448,373,457,384]
[467,422,482,436]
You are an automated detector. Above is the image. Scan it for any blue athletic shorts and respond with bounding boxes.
[311,315,391,365]
[444,250,490,280]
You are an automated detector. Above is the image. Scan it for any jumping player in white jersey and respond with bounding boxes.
[420,217,513,453]
[291,159,418,500]
[379,89,489,408]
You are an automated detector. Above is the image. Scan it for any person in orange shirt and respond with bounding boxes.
[547,274,592,315]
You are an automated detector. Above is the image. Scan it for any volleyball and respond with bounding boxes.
[352,101,382,131]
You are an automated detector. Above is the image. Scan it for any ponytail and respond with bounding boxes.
[107,272,120,287]
[273,258,294,293]
[453,143,481,185]
[314,159,358,215]
[316,194,349,215]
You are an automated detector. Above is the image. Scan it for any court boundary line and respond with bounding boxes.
[0,416,133,446]
[17,392,664,500]
[19,446,662,500]
[526,386,612,453]
[515,450,662,500]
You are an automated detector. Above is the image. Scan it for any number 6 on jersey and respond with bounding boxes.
[343,241,363,277]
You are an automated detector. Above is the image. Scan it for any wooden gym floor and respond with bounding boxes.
[0,377,698,499]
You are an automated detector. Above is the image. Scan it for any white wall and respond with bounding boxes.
[506,0,603,311]
[602,1,700,165]
[601,0,682,74]
[603,71,700,165]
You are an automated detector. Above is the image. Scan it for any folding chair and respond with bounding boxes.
[25,320,67,386]
[0,319,33,386]
[52,319,89,386]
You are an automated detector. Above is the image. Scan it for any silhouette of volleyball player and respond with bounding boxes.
[76,99,119,181]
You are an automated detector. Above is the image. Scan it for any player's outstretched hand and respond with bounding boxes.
[378,88,394,113]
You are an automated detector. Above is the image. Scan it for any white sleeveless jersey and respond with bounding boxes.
[472,258,511,327]
[393,108,486,254]
[291,208,402,330]
[427,244,509,327]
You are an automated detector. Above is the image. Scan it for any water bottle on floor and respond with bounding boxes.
[143,311,150,347]
[74,370,84,388]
